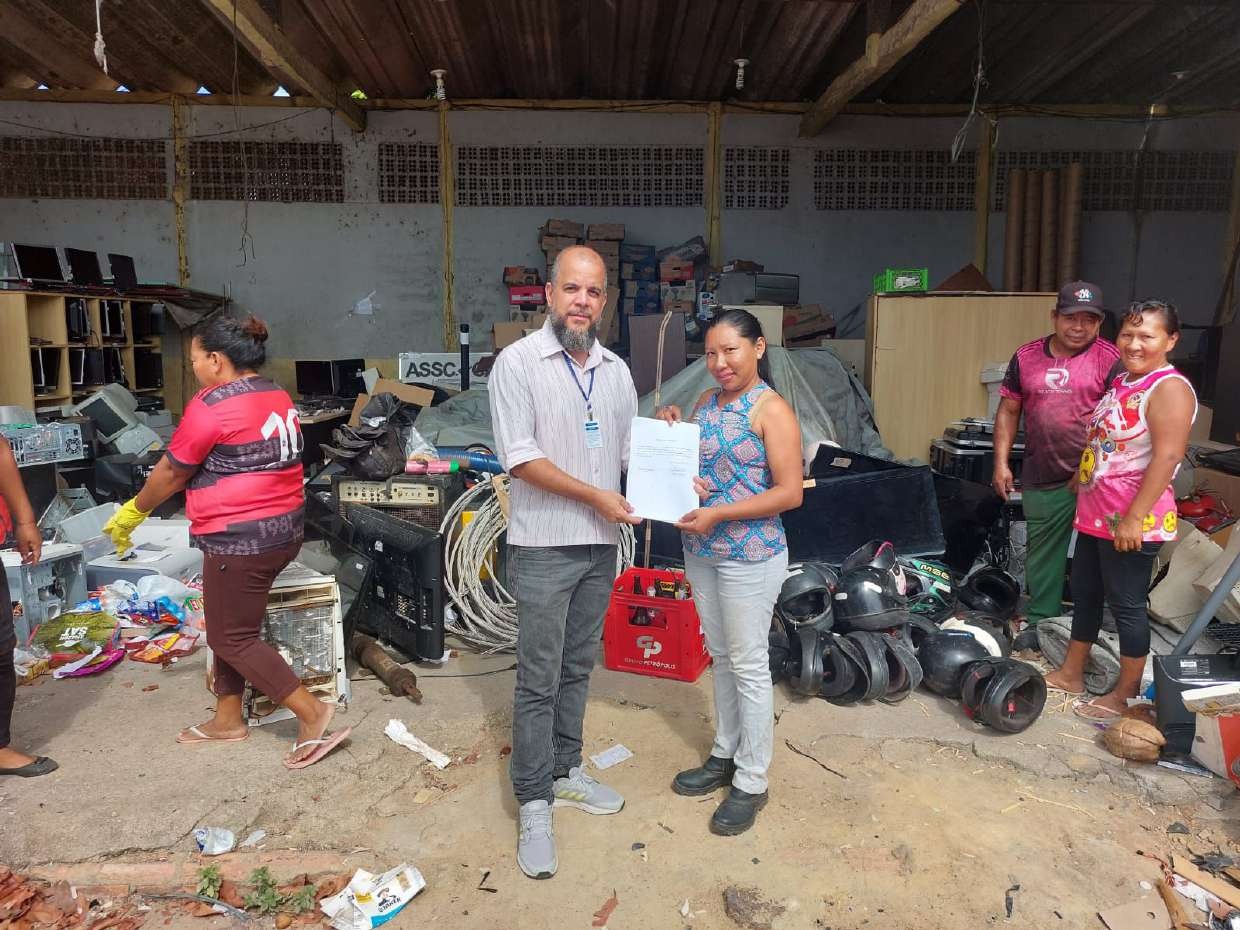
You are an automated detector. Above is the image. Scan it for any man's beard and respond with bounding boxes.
[551,311,598,354]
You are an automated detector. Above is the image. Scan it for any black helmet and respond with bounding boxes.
[768,619,792,684]
[961,658,1047,733]
[819,633,859,700]
[833,566,908,631]
[826,633,876,706]
[903,613,941,654]
[959,568,1021,620]
[951,610,1012,657]
[919,630,991,697]
[841,540,906,594]
[879,635,923,705]
[899,557,957,620]
[772,613,828,697]
[776,562,837,630]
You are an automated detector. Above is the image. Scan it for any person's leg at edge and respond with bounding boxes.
[1076,542,1158,718]
[0,570,44,772]
[1045,533,1104,693]
[1021,485,1077,625]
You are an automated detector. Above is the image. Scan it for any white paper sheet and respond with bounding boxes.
[626,416,700,524]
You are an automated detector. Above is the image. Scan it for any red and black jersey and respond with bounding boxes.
[166,376,304,555]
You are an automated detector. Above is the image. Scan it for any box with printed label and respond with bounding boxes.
[502,266,541,286]
[586,239,621,256]
[587,223,625,241]
[508,285,546,305]
[624,280,661,299]
[660,260,695,283]
[622,261,657,282]
[620,243,656,263]
[661,282,698,303]
[542,218,584,239]
[541,234,579,254]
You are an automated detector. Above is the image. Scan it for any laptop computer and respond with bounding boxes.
[107,253,139,292]
[11,243,65,286]
[65,247,105,287]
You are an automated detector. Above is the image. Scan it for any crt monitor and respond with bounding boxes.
[64,248,104,286]
[71,384,139,444]
[11,244,64,282]
[107,253,138,291]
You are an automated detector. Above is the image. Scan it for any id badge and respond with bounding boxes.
[584,419,603,449]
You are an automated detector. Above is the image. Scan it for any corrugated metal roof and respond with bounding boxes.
[1,0,1237,108]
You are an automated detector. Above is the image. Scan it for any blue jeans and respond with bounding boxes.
[509,544,617,804]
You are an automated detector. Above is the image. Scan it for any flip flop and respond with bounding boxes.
[0,756,59,777]
[1046,685,1087,698]
[283,727,353,770]
[1073,698,1123,721]
[177,725,250,744]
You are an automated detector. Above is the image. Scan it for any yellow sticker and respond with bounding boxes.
[1142,513,1157,533]
[1162,511,1178,534]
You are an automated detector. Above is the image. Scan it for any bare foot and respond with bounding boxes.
[1075,691,1127,720]
[1044,669,1085,694]
[286,702,335,765]
[177,719,249,743]
[0,746,37,769]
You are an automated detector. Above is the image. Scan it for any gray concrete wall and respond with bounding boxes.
[0,101,1234,361]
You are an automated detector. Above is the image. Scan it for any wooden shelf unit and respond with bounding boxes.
[0,290,167,411]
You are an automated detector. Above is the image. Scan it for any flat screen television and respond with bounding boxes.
[11,244,64,283]
[107,253,138,291]
[343,502,444,661]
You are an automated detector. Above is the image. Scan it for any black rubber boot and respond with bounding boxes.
[671,756,735,796]
[710,787,769,836]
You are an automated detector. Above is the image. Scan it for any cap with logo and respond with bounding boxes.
[1055,281,1106,318]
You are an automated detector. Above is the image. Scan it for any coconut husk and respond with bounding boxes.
[1103,717,1166,763]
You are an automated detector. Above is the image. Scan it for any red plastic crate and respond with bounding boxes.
[603,567,710,683]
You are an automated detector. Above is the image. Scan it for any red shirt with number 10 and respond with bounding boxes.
[166,376,304,555]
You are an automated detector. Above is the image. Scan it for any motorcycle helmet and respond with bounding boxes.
[919,630,991,697]
[898,557,957,620]
[962,658,1047,733]
[940,617,1004,658]
[879,635,923,705]
[958,567,1021,621]
[776,562,837,631]
[840,540,906,595]
[819,633,859,700]
[833,566,908,632]
[768,618,791,684]
[951,610,1012,656]
[826,634,874,706]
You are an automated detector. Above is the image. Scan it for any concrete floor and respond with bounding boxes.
[3,645,1238,929]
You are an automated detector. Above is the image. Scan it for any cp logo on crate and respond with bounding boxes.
[635,635,663,660]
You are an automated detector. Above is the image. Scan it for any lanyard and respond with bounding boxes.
[562,351,596,418]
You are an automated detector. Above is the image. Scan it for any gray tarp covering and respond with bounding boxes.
[414,345,893,461]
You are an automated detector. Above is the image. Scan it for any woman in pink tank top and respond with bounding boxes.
[1046,301,1197,720]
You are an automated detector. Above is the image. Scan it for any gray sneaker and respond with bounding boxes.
[553,766,625,815]
[517,800,557,879]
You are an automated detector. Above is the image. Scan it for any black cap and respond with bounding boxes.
[1055,281,1106,317]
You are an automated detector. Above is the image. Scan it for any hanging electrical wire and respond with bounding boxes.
[439,476,636,653]
[950,0,988,164]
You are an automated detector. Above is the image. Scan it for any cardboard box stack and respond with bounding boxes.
[782,304,836,348]
[586,223,624,346]
[498,265,546,348]
[619,241,657,346]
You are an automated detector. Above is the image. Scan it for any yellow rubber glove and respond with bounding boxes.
[102,498,152,556]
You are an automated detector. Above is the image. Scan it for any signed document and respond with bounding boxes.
[627,416,701,524]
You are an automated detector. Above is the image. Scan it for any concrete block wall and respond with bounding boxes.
[0,101,1234,366]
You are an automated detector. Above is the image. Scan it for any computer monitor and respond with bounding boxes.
[107,253,138,291]
[69,348,86,388]
[343,503,444,661]
[295,359,365,398]
[71,384,138,443]
[134,349,162,389]
[66,298,89,342]
[131,303,164,340]
[64,248,104,286]
[29,348,61,395]
[101,301,126,342]
[11,244,64,283]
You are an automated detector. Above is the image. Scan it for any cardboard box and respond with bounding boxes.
[502,266,541,286]
[510,307,545,324]
[1148,525,1219,631]
[1196,464,1240,515]
[661,282,698,303]
[620,243,656,263]
[586,239,621,256]
[494,315,547,349]
[600,292,620,346]
[623,296,661,317]
[723,304,783,347]
[624,280,661,299]
[621,260,657,282]
[348,379,434,427]
[542,218,584,239]
[784,314,836,342]
[659,235,707,263]
[1194,527,1240,624]
[508,285,546,305]
[662,300,695,316]
[541,234,579,254]
[587,223,625,241]
[660,260,695,283]
[722,259,765,274]
[629,312,687,396]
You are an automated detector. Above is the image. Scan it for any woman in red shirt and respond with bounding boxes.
[104,315,350,769]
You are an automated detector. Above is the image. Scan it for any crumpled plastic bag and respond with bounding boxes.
[31,611,119,658]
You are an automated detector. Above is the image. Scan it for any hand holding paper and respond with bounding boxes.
[626,416,701,524]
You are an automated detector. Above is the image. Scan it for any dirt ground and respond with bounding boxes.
[4,643,1239,930]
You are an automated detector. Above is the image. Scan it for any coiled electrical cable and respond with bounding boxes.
[439,475,636,653]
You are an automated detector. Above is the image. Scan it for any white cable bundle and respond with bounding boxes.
[440,475,636,653]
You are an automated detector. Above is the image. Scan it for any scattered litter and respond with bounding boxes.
[722,885,785,930]
[680,899,691,918]
[193,827,236,856]
[141,684,159,692]
[240,830,266,848]
[591,890,618,928]
[1157,758,1214,778]
[1097,894,1171,930]
[499,745,512,757]
[1139,881,1152,892]
[658,822,674,835]
[412,788,437,805]
[476,869,496,893]
[1004,885,1020,920]
[631,842,646,851]
[384,720,450,769]
[1168,822,1190,835]
[589,744,633,770]
[319,865,425,930]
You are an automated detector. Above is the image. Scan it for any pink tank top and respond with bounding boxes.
[1074,366,1197,542]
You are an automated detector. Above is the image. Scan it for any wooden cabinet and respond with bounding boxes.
[0,290,165,411]
[865,292,1057,461]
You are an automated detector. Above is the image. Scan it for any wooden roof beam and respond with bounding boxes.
[199,0,365,132]
[799,0,965,137]
[0,3,116,90]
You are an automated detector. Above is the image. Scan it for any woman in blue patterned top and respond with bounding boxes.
[656,308,803,836]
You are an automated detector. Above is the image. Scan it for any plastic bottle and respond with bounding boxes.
[194,826,236,856]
